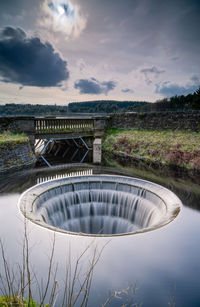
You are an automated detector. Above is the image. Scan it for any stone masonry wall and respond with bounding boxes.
[0,117,35,134]
[0,141,36,173]
[108,112,200,131]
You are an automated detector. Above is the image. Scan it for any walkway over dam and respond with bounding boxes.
[34,117,106,138]
[0,116,107,165]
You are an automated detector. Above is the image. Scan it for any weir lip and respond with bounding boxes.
[18,175,181,237]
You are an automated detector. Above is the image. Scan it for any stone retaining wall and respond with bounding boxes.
[108,112,200,131]
[0,117,34,134]
[0,141,36,173]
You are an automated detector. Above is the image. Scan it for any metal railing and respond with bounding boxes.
[34,118,94,134]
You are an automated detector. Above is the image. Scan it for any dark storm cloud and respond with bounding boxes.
[121,88,134,93]
[74,78,116,94]
[155,76,200,97]
[2,27,26,40]
[140,66,165,76]
[191,75,200,84]
[80,0,200,65]
[0,27,69,87]
[63,3,74,17]
[140,66,165,86]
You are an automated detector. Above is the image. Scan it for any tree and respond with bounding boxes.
[192,87,200,110]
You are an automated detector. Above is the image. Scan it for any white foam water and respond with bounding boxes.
[19,175,181,236]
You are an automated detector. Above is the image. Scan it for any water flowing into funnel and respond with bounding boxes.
[18,175,181,236]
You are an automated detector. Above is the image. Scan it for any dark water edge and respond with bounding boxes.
[0,163,200,306]
[36,148,93,168]
[103,149,200,184]
[103,151,200,211]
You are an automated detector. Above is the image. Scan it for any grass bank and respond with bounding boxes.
[0,131,28,144]
[103,129,200,171]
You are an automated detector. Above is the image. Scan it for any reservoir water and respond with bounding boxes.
[0,164,200,306]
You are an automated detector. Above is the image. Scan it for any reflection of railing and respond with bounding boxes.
[35,118,94,133]
[36,169,93,184]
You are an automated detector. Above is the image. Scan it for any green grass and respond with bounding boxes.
[0,131,28,144]
[103,129,200,170]
[0,296,43,306]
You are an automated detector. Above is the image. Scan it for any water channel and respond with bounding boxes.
[0,162,200,306]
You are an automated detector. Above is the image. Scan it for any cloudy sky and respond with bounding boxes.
[0,0,199,105]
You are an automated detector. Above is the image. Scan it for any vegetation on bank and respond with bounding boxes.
[103,129,200,171]
[0,131,28,144]
[0,296,41,306]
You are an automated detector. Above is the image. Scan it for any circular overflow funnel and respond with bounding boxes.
[18,175,181,237]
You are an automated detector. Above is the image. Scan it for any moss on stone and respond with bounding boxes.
[0,133,36,173]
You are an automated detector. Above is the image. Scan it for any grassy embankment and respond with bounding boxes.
[0,131,28,144]
[103,129,200,171]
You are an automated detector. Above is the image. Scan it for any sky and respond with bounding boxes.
[0,0,200,105]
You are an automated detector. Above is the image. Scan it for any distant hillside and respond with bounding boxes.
[68,100,149,113]
[0,100,149,116]
[0,104,69,116]
[0,88,199,116]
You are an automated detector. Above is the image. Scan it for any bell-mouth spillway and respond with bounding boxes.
[18,175,181,237]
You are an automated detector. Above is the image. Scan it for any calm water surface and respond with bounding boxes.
[0,165,200,306]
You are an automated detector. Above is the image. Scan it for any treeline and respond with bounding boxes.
[0,103,69,116]
[68,100,148,113]
[142,87,200,112]
[0,88,199,116]
[0,100,148,116]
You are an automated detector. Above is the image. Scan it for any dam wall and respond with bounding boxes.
[108,111,200,131]
[0,116,34,134]
[1,112,200,134]
[0,140,36,173]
